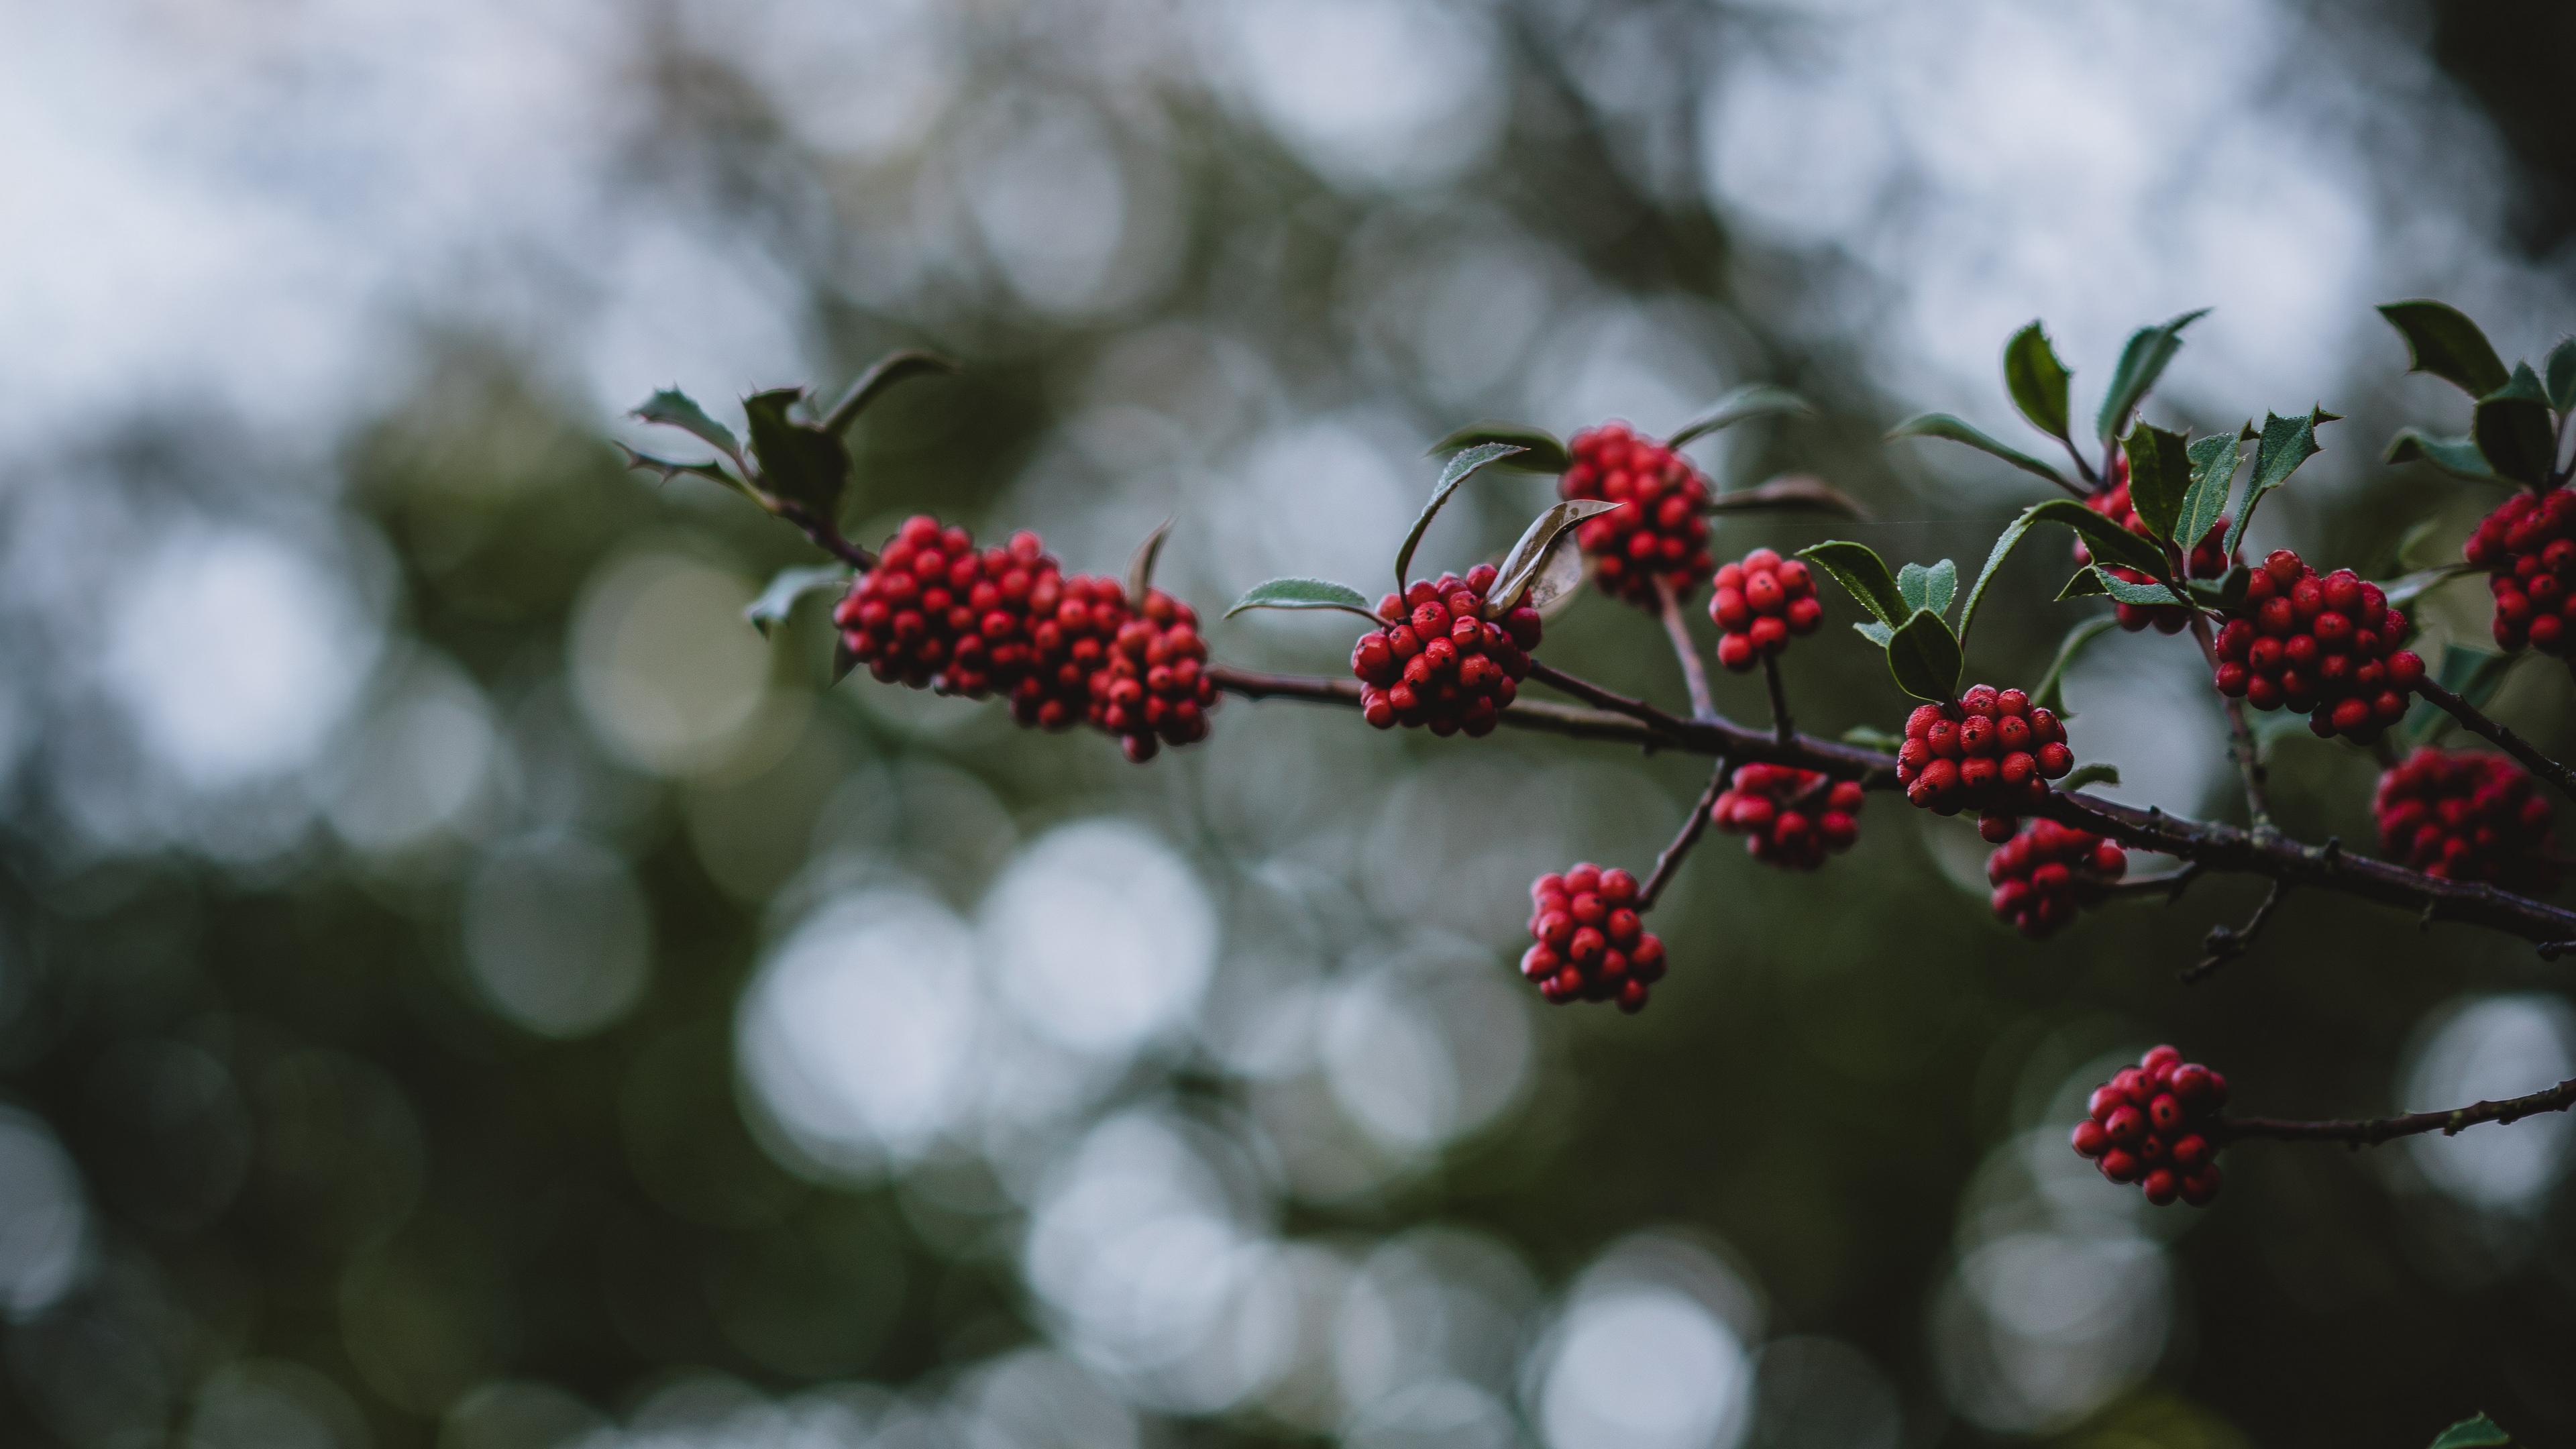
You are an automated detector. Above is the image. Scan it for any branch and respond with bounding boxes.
[2218,1075,2576,1148]
[2191,613,2272,833]
[1639,761,1729,910]
[772,499,877,570]
[2182,879,2288,983]
[1761,653,1794,744]
[1206,664,2576,949]
[1655,580,1716,720]
[2416,677,2576,804]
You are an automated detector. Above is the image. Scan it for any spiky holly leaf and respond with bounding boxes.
[1887,412,2074,491]
[2377,301,2510,398]
[2094,307,2211,442]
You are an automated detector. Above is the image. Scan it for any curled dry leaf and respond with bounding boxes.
[1488,498,1622,614]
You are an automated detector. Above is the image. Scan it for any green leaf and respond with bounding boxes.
[821,350,959,436]
[832,635,861,686]
[745,564,852,639]
[618,444,755,500]
[1841,724,1904,753]
[1490,499,1621,612]
[2033,615,2123,714]
[2184,565,2253,610]
[1397,442,1525,590]
[1799,541,1910,626]
[743,388,854,517]
[2003,321,2074,441]
[2380,561,2479,608]
[2122,423,2193,543]
[1897,559,1958,619]
[2055,569,2110,600]
[633,388,743,462]
[2473,364,2556,486]
[1885,608,1964,703]
[2376,301,2510,398]
[2403,641,2522,748]
[1668,384,1815,447]
[2178,431,2241,547]
[1887,413,2074,491]
[2094,307,2212,442]
[2223,408,2337,559]
[1959,498,2171,652]
[2060,762,2121,792]
[1224,578,1385,623]
[1424,421,1570,472]
[1854,620,1895,647]
[2085,567,2193,608]
[2545,337,2576,413]
[1126,518,1175,604]
[2383,427,2500,483]
[1705,474,1872,519]
[2426,1413,2514,1449]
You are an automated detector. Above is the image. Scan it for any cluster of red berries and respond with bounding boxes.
[1089,588,1218,762]
[1521,864,1666,1013]
[2070,1044,2227,1208]
[1709,550,1825,672]
[2211,550,2424,742]
[2373,747,2561,894]
[1895,686,2074,841]
[1986,819,2127,938]
[2072,455,2237,634]
[1562,423,1717,608]
[2464,486,2576,657]
[1709,763,1863,869]
[835,516,1219,760]
[1350,565,1543,737]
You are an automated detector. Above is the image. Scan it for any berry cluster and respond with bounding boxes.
[2464,486,2576,657]
[1007,572,1127,731]
[2070,1044,2228,1208]
[1350,565,1543,737]
[1986,819,2128,938]
[1521,865,1666,1013]
[2065,455,2235,633]
[1709,549,1825,672]
[1895,686,2074,841]
[837,517,1056,696]
[1562,423,1717,608]
[1709,763,1863,869]
[2373,747,2561,894]
[1090,588,1219,762]
[2211,550,2425,742]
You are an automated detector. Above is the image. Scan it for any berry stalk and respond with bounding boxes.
[2216,1074,2576,1147]
[2414,676,2576,806]
[1655,578,1717,720]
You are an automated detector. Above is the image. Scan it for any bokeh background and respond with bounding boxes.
[6,2,2576,1446]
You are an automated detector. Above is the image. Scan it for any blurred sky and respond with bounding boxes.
[4,3,2575,1448]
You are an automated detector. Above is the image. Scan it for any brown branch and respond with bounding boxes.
[1655,580,1716,720]
[2417,678,2576,804]
[2191,612,2272,833]
[1639,761,1729,910]
[1761,653,1795,744]
[1523,660,1705,739]
[2216,1075,2576,1148]
[2182,879,2289,983]
[1208,663,2576,949]
[773,499,877,570]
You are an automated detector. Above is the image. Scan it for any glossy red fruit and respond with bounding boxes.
[2072,1044,2228,1207]
[1350,565,1536,737]
[1523,862,1667,1012]
[1564,423,1717,608]
[2373,747,2559,894]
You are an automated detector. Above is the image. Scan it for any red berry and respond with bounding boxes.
[1521,862,1665,1012]
[1983,818,2125,939]
[2072,1044,2229,1207]
[1711,762,1866,870]
[1349,571,1534,736]
[1563,423,1715,610]
[2374,747,2559,892]
[2209,547,2422,742]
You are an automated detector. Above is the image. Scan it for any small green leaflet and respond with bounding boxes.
[1799,541,1910,626]
[1225,578,1385,623]
[2376,301,2510,398]
[744,564,852,638]
[2177,431,2241,547]
[743,387,855,517]
[2121,423,2192,543]
[1897,559,1957,619]
[2056,569,2109,601]
[1886,413,2073,491]
[2222,408,2338,561]
[2059,762,2121,792]
[2094,307,2211,443]
[1424,421,1570,473]
[1490,499,1621,612]
[1668,384,1815,447]
[1396,442,1525,590]
[619,444,755,500]
[1854,620,1895,647]
[2080,567,2194,608]
[2425,1413,2514,1449]
[1958,498,2171,654]
[633,387,743,462]
[2545,337,2576,413]
[1885,608,1963,702]
[2033,615,2121,714]
[2003,321,2074,441]
[2379,562,2478,608]
[822,350,958,436]
[2383,428,2498,483]
[2473,363,2555,486]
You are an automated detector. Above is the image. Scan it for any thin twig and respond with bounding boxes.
[2416,678,2576,804]
[2192,613,2271,833]
[1639,761,1730,910]
[2182,879,2290,983]
[1655,579,1716,720]
[2217,1075,2576,1148]
[1524,660,1704,739]
[773,500,877,570]
[1761,653,1794,743]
